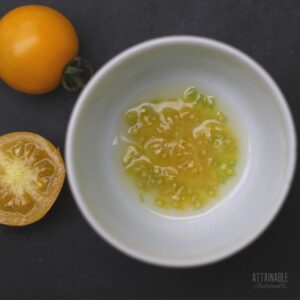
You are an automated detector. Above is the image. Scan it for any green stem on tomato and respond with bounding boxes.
[62,57,93,92]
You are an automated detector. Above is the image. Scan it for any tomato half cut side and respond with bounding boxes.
[0,132,65,226]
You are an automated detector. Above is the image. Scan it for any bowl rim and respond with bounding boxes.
[65,35,297,268]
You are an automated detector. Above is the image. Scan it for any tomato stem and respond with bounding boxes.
[62,57,93,92]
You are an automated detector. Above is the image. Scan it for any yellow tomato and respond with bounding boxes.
[0,5,79,94]
[0,132,66,226]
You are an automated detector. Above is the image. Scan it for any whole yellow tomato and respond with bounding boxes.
[0,5,79,94]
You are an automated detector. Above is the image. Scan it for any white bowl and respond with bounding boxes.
[66,36,296,267]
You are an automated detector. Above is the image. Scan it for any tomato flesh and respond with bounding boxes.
[0,132,65,226]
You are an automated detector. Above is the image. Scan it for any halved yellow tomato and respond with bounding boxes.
[0,132,65,226]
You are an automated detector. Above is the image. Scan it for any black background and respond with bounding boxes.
[0,0,299,299]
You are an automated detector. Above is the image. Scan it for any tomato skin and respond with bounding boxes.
[0,5,79,94]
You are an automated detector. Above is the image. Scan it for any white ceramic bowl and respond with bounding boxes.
[66,36,296,267]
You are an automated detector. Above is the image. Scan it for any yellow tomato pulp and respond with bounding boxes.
[121,88,239,212]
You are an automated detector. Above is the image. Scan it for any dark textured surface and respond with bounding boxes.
[0,0,299,299]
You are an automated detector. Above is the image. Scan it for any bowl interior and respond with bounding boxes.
[67,37,295,266]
